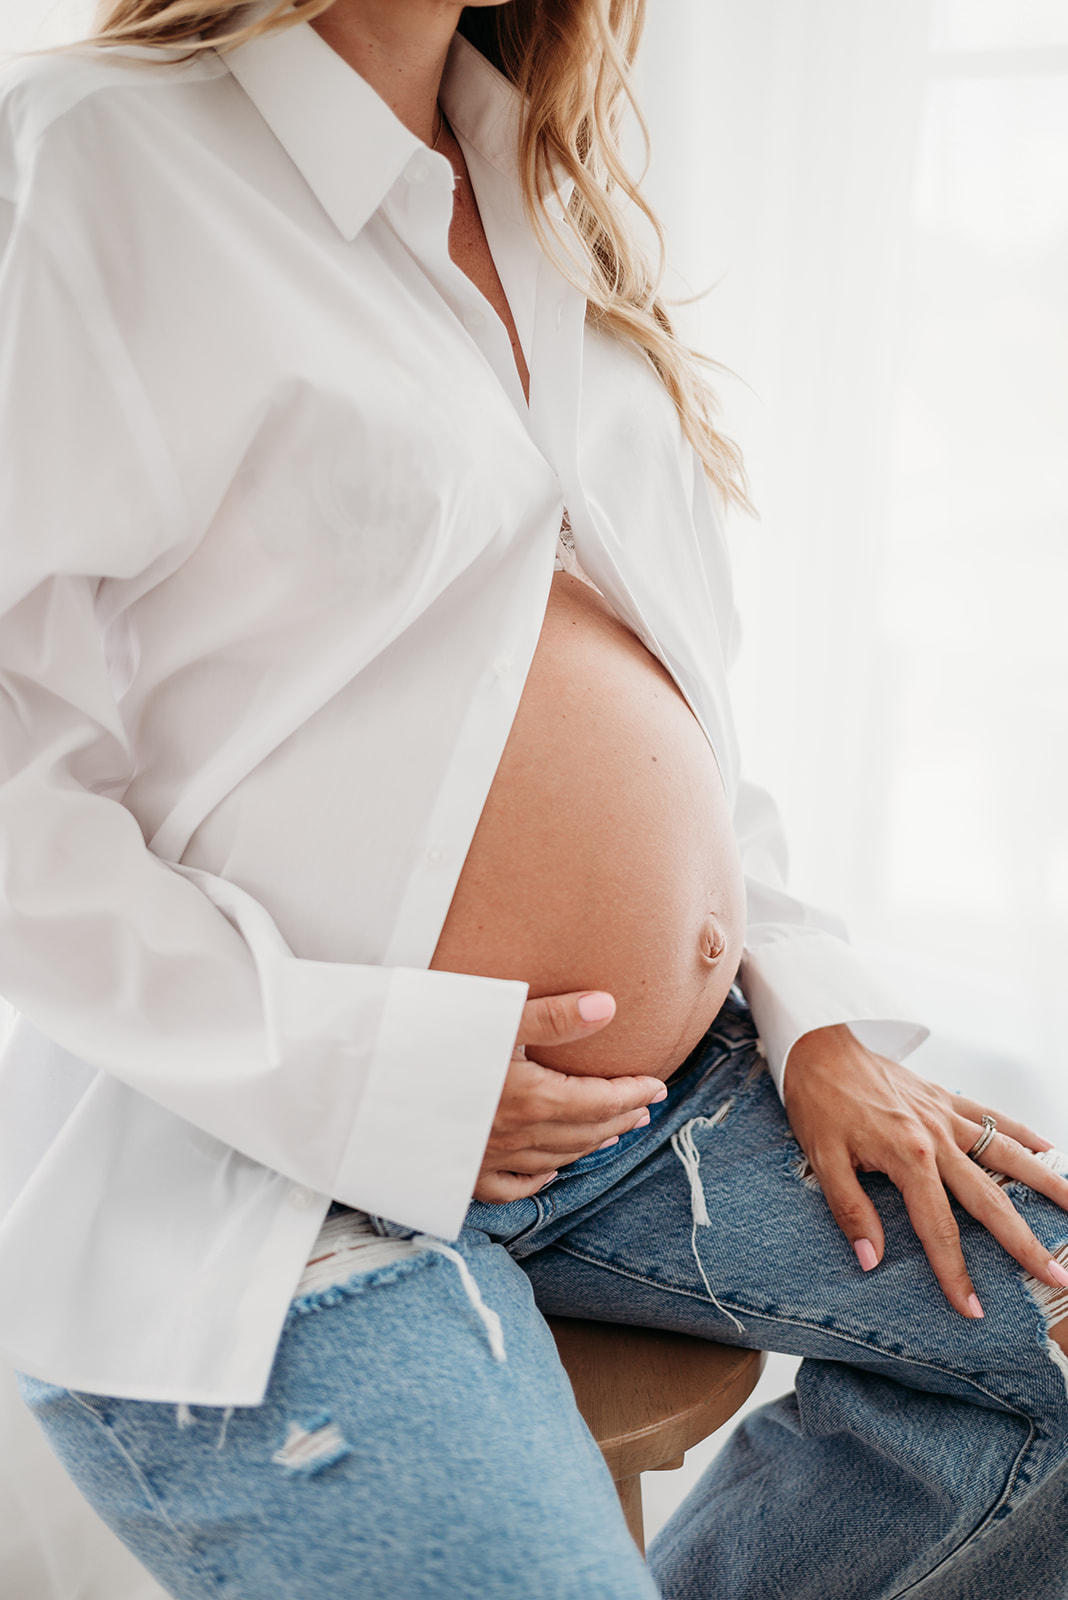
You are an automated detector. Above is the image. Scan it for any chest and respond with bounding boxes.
[443,136,531,403]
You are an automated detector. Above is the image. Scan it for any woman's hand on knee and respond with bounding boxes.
[473,990,667,1204]
[783,1024,1068,1318]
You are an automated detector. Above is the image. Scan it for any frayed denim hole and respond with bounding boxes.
[271,1413,352,1477]
[791,1148,824,1193]
[287,1249,436,1320]
[288,1243,508,1363]
[776,1138,823,1194]
[995,1148,1068,1201]
[366,1214,419,1242]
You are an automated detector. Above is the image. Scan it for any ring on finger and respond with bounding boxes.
[967,1114,997,1162]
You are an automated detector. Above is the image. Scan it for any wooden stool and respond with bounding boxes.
[549,1317,765,1554]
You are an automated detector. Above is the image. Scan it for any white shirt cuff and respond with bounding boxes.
[738,929,928,1097]
[334,966,528,1238]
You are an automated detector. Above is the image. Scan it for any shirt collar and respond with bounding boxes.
[221,21,529,240]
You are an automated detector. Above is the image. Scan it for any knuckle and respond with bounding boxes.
[539,994,572,1041]
[530,1084,560,1120]
[610,1089,635,1121]
[981,1185,1015,1220]
[833,1201,869,1231]
[929,1215,961,1251]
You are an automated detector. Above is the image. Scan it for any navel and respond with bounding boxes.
[698,914,728,965]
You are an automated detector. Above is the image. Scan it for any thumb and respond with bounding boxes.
[517,990,616,1051]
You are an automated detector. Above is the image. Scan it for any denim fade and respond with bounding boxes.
[18,995,1068,1599]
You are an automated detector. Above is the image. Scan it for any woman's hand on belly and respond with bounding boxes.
[475,988,668,1204]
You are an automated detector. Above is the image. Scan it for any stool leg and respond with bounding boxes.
[615,1474,645,1555]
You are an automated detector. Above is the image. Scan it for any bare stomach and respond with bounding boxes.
[430,571,746,1081]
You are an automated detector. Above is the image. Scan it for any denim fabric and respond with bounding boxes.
[18,995,1068,1599]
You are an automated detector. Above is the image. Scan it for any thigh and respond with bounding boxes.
[523,1061,1068,1413]
[19,1234,656,1600]
[521,1062,1068,1596]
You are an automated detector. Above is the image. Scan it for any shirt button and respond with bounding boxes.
[465,309,487,333]
[425,845,447,865]
[288,1187,314,1211]
[493,655,512,678]
[405,157,430,185]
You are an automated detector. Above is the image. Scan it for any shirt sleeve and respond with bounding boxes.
[0,115,524,1243]
[733,780,928,1093]
[687,459,928,1095]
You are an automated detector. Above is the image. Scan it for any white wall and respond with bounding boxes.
[0,0,92,50]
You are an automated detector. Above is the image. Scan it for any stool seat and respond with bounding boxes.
[548,1317,765,1552]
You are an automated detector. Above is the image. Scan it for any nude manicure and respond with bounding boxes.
[598,1136,619,1150]
[967,1294,984,1319]
[853,1238,878,1272]
[651,1086,669,1103]
[634,1111,651,1129]
[1047,1259,1068,1288]
[578,991,614,1022]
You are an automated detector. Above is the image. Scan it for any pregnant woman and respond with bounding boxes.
[2,1,1068,1596]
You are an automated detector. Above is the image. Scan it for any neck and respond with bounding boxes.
[309,0,464,144]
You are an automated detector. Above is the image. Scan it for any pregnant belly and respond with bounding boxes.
[430,572,746,1080]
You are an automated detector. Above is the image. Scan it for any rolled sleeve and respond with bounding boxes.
[734,780,928,1097]
[739,927,928,1095]
[336,966,527,1236]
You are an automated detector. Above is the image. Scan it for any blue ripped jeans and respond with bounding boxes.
[18,996,1068,1599]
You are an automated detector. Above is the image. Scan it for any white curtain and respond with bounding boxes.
[1,0,1066,1585]
[639,0,1068,1138]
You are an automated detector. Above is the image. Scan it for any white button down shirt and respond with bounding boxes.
[0,22,924,1403]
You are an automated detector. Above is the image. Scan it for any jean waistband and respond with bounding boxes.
[461,989,759,1248]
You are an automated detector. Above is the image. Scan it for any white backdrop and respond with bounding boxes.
[638,0,1068,1136]
[0,0,1066,1591]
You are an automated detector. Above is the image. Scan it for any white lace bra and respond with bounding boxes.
[554,507,599,591]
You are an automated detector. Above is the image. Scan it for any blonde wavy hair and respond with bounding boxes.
[89,0,749,507]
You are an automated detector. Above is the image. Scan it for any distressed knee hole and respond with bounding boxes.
[294,1210,426,1304]
[292,1210,507,1363]
[272,1413,352,1476]
[989,1146,1068,1194]
[792,1152,824,1193]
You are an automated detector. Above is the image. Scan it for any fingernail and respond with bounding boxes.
[967,1294,984,1319]
[598,1136,619,1150]
[538,1172,559,1190]
[1048,1259,1068,1287]
[651,1086,668,1103]
[634,1111,650,1129]
[578,991,614,1022]
[853,1238,878,1272]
